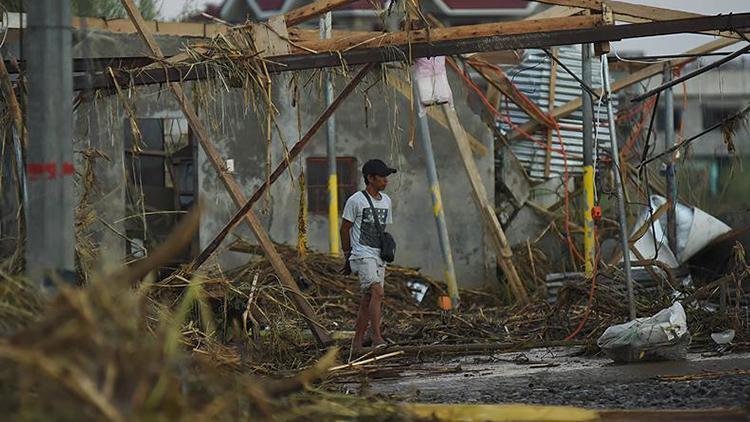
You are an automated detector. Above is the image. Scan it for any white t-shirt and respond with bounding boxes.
[342,190,393,260]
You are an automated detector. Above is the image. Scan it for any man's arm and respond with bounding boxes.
[340,219,353,275]
[341,219,353,256]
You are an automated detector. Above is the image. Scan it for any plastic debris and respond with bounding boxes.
[597,302,691,362]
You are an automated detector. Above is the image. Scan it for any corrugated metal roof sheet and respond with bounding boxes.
[497,46,616,181]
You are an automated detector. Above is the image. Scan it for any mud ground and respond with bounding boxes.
[349,348,750,409]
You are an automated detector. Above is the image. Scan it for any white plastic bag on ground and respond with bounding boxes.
[597,302,691,363]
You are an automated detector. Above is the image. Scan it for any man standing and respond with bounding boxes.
[341,159,396,352]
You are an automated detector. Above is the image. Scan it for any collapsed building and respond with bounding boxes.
[1,0,750,417]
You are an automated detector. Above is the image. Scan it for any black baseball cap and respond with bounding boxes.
[362,159,397,177]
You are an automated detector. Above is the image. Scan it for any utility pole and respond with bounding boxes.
[26,1,75,285]
[602,55,635,320]
[663,64,678,254]
[582,44,596,276]
[321,11,340,257]
[413,82,460,308]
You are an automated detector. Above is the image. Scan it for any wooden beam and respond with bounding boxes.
[465,57,555,129]
[533,0,742,39]
[442,104,529,304]
[509,36,742,141]
[118,0,332,347]
[189,64,374,274]
[284,0,359,26]
[0,14,229,37]
[75,12,750,91]
[0,51,24,138]
[297,15,604,53]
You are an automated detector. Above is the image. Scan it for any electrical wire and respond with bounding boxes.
[446,57,583,265]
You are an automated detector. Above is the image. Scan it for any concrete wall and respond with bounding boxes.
[197,69,497,288]
[75,69,497,288]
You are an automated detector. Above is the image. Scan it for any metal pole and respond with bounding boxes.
[413,82,459,308]
[602,55,636,321]
[582,44,596,276]
[663,64,678,254]
[26,1,75,286]
[321,12,340,257]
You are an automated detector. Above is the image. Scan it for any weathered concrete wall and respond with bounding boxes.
[73,68,497,288]
[74,95,128,264]
[196,69,497,288]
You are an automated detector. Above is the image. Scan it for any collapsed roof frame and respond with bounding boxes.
[74,10,750,92]
[34,0,748,343]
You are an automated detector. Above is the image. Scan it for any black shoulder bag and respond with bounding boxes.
[362,190,396,263]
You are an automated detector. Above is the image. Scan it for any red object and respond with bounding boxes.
[591,206,602,222]
[26,161,74,181]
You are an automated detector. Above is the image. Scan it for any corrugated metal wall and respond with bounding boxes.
[498,46,616,181]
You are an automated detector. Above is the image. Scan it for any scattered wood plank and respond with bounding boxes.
[118,0,332,347]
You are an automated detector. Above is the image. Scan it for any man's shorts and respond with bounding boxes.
[349,256,385,294]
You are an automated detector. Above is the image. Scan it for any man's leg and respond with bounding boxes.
[368,283,385,346]
[352,293,370,351]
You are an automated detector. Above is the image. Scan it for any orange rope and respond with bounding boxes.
[446,59,583,265]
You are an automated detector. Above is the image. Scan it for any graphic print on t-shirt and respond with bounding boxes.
[360,207,389,248]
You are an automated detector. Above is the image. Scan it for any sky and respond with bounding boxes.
[157,0,749,55]
[610,0,748,56]
[160,0,217,20]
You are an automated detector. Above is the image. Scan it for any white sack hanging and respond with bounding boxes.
[413,56,453,116]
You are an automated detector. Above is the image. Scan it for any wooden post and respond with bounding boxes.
[544,48,558,178]
[119,0,331,346]
[442,104,529,304]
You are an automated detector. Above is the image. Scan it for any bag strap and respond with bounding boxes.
[361,190,385,236]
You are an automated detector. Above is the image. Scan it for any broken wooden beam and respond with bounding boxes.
[189,63,374,274]
[442,104,529,305]
[463,57,556,129]
[118,0,332,347]
[298,14,604,53]
[74,12,750,91]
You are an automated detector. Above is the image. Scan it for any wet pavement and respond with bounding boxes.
[355,348,750,409]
